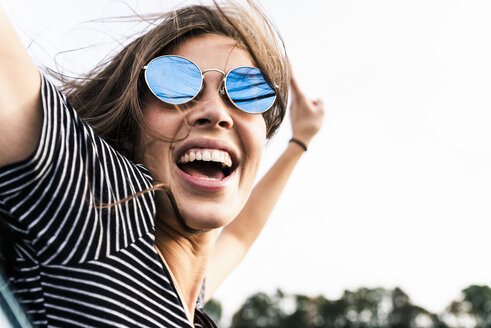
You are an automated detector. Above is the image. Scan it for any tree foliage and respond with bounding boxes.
[204,298,223,325]
[229,290,285,328]
[226,286,459,328]
[448,285,491,328]
[206,284,491,327]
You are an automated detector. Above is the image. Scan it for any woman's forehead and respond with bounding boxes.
[170,34,255,72]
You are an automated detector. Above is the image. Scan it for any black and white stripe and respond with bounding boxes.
[0,75,216,327]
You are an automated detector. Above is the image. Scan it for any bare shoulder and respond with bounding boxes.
[0,6,42,167]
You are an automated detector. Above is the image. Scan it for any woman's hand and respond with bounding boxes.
[289,72,325,148]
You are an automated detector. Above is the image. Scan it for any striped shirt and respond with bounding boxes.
[0,75,217,328]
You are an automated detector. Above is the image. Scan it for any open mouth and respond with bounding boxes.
[177,149,236,181]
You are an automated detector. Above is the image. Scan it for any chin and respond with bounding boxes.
[177,202,241,232]
[180,212,235,232]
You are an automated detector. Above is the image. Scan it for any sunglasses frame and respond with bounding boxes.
[143,55,276,114]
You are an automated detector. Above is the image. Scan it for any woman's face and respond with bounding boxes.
[137,34,267,230]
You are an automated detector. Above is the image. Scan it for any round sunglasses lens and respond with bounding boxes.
[145,56,202,104]
[225,67,276,114]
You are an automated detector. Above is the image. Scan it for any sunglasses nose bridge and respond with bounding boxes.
[200,68,227,99]
[202,68,225,76]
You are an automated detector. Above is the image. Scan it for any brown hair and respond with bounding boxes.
[56,1,289,160]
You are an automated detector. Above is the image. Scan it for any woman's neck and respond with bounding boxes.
[154,215,217,323]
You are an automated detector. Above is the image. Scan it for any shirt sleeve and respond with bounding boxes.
[0,74,156,265]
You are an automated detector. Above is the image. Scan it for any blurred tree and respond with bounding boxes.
[340,287,387,327]
[387,287,447,328]
[204,298,223,325]
[282,294,332,328]
[230,290,285,328]
[448,285,491,328]
[229,287,448,328]
[315,295,348,327]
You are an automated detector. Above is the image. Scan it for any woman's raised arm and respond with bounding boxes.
[0,6,42,167]
[205,72,325,301]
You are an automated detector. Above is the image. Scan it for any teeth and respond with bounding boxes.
[201,177,221,181]
[178,149,233,168]
[211,151,221,162]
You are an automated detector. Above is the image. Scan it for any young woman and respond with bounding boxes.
[0,1,324,327]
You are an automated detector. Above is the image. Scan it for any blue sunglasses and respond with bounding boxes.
[143,55,276,114]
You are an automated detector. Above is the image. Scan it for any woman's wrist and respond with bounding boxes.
[289,137,308,152]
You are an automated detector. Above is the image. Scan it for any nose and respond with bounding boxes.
[186,73,233,130]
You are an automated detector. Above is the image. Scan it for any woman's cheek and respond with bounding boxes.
[241,118,267,183]
[247,117,267,159]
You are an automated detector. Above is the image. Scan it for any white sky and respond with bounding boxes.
[3,0,491,323]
